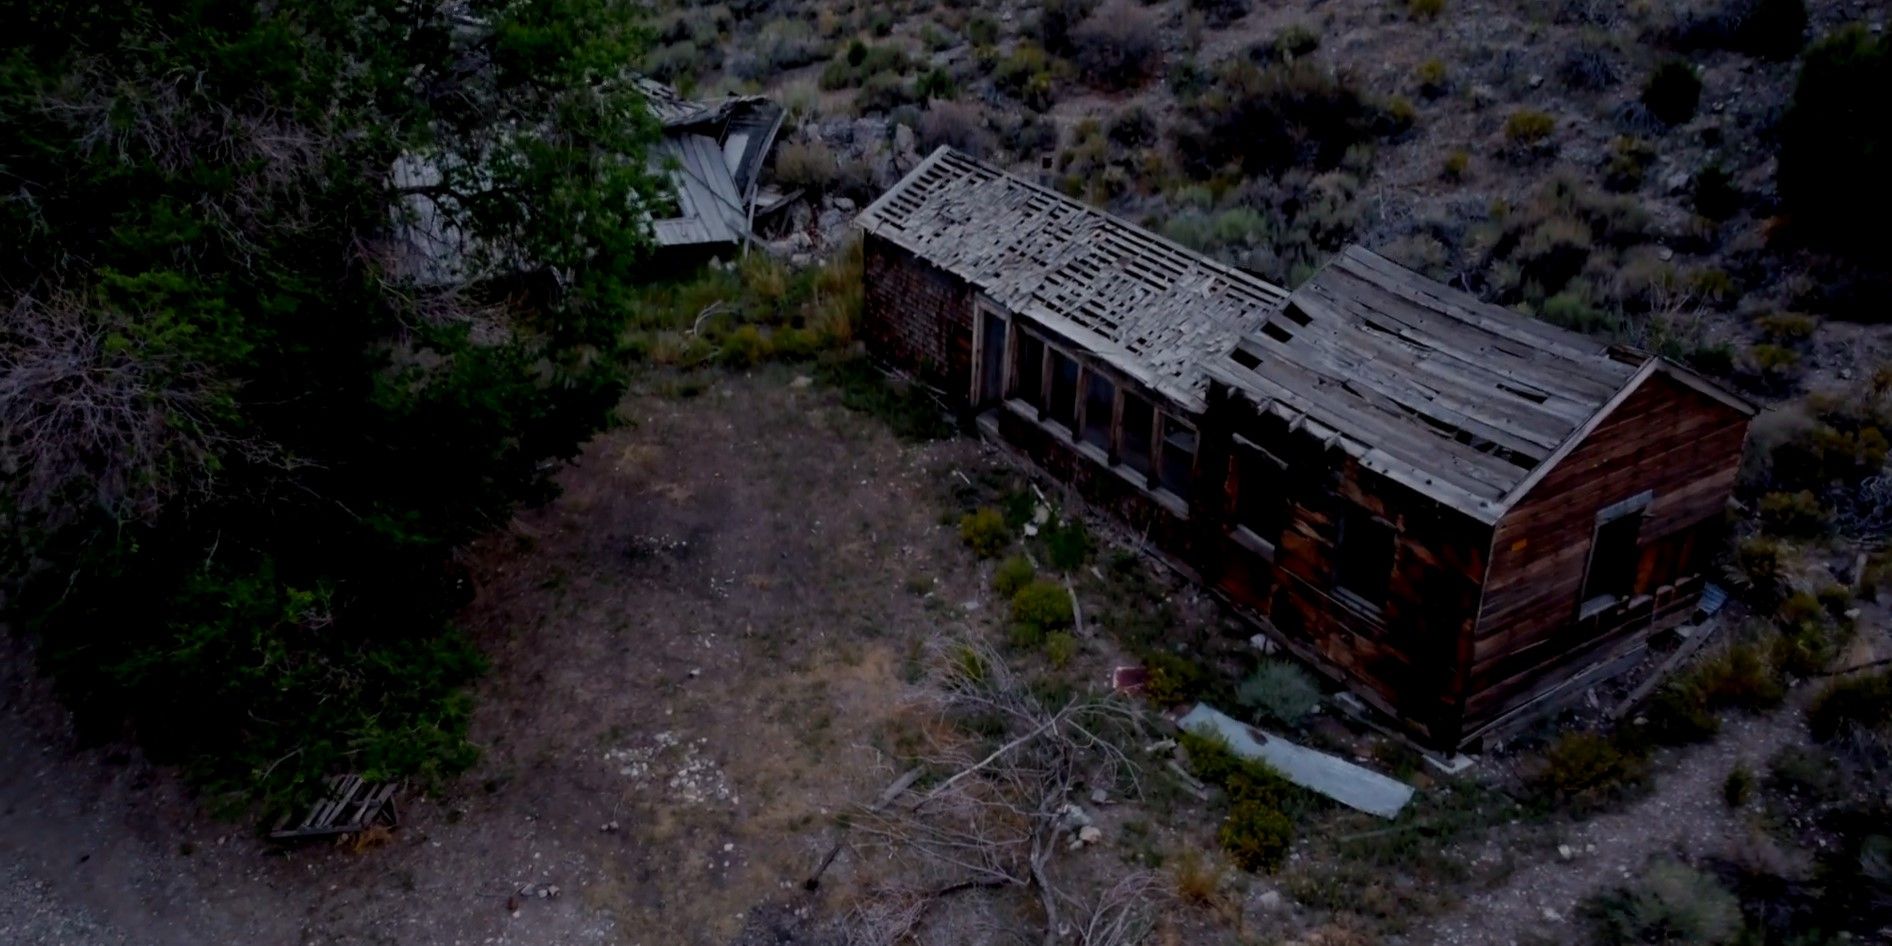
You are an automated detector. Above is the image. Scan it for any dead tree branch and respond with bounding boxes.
[842,637,1158,945]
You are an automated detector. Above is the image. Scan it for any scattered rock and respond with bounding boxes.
[1089,787,1110,805]
[1558,844,1575,860]
[832,196,856,213]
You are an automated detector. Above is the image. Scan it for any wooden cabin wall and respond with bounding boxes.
[989,409,1199,561]
[1466,372,1750,728]
[862,235,974,394]
[1201,395,1492,746]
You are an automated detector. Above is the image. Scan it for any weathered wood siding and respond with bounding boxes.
[1466,371,1750,727]
[862,234,974,394]
[988,409,1199,561]
[1201,393,1492,746]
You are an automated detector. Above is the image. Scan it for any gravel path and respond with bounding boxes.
[1413,707,1808,946]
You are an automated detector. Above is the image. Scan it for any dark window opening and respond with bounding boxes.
[978,313,1007,406]
[1582,512,1643,607]
[1081,372,1115,449]
[1120,394,1154,477]
[1336,509,1394,609]
[1235,444,1287,544]
[1048,349,1080,430]
[1014,332,1045,410]
[1158,417,1197,500]
[1261,322,1294,344]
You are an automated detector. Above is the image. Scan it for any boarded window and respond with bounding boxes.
[1581,512,1643,606]
[1234,442,1287,544]
[1081,372,1115,449]
[1048,349,1080,430]
[1158,417,1196,500]
[978,312,1007,406]
[1014,332,1045,409]
[1336,509,1394,608]
[1119,393,1154,477]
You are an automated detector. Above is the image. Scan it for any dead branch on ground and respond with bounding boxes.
[842,637,1163,946]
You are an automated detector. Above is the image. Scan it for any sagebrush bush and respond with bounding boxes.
[1778,27,1891,269]
[1043,631,1079,668]
[1236,659,1321,727]
[1529,731,1648,812]
[773,139,840,192]
[1672,0,1807,61]
[992,43,1060,111]
[918,100,993,155]
[820,41,910,90]
[1408,0,1445,19]
[1038,0,1096,55]
[1143,651,1208,706]
[1584,860,1743,946]
[1694,643,1786,711]
[1416,57,1449,97]
[1722,765,1754,807]
[1808,670,1891,742]
[1758,489,1831,537]
[1219,799,1294,872]
[1182,729,1293,806]
[959,507,1011,557]
[1011,579,1074,629]
[993,554,1035,597]
[1441,149,1469,180]
[1605,136,1655,192]
[1171,848,1226,906]
[1042,516,1092,571]
[1188,0,1250,28]
[1642,60,1702,125]
[1172,59,1383,177]
[1070,2,1160,91]
[1505,108,1556,144]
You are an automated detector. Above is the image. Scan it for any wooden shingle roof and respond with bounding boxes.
[855,147,1289,410]
[1207,246,1748,521]
[859,151,1751,522]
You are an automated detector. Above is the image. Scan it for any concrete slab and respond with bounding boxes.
[1177,703,1415,819]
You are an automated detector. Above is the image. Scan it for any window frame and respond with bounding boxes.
[972,303,1011,407]
[1231,435,1287,559]
[1333,507,1396,617]
[996,320,1193,514]
[1578,490,1653,618]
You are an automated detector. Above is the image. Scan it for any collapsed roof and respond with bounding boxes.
[855,147,1289,411]
[857,148,1753,522]
[636,79,785,251]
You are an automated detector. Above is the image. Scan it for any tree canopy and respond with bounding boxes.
[0,0,664,810]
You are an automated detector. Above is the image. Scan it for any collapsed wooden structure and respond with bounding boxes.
[857,148,1755,749]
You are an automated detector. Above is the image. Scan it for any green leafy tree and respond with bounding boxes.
[0,0,666,813]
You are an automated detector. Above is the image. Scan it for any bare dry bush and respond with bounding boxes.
[843,637,1165,945]
[0,294,285,528]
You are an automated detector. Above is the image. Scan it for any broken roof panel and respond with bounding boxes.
[1208,246,1663,520]
[855,147,1289,410]
[860,150,1750,521]
[636,78,785,251]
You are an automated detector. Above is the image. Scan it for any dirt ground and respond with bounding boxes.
[0,367,1876,946]
[0,368,998,946]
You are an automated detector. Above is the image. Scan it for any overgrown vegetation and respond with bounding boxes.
[1,0,670,812]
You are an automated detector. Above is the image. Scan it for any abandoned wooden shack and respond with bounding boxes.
[855,147,1756,750]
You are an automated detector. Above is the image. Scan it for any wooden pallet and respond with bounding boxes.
[270,775,400,840]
